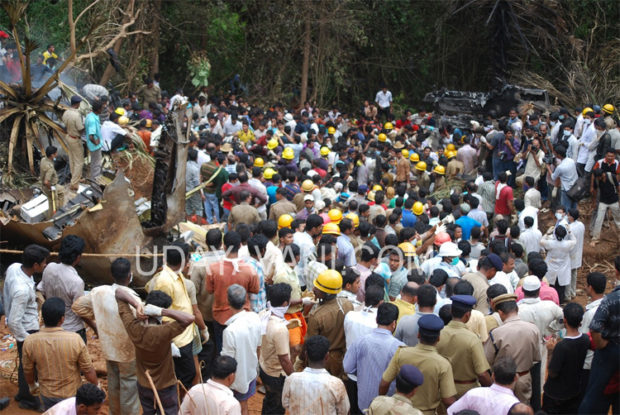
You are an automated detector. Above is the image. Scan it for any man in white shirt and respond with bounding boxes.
[223,113,243,138]
[343,285,382,349]
[100,112,128,152]
[375,86,393,121]
[4,244,50,411]
[43,384,106,415]
[523,176,542,209]
[579,272,606,371]
[548,145,578,211]
[576,111,596,174]
[221,285,261,415]
[282,335,350,415]
[515,199,539,232]
[72,258,140,415]
[180,355,241,415]
[517,138,544,187]
[520,216,542,255]
[447,357,520,415]
[567,208,585,301]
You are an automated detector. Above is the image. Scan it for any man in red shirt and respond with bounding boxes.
[220,173,238,223]
[494,171,514,220]
[206,231,260,353]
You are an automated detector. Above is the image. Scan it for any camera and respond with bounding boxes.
[543,154,554,164]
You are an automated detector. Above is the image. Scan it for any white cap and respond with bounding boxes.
[284,113,294,121]
[522,275,541,291]
[438,242,462,257]
[304,194,314,202]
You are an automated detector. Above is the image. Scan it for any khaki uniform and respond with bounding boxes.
[39,157,65,216]
[414,170,431,190]
[305,297,353,380]
[228,202,261,228]
[383,344,457,415]
[466,309,489,343]
[436,321,490,398]
[446,159,465,178]
[137,84,161,108]
[62,108,84,188]
[368,393,424,415]
[433,176,446,192]
[484,315,541,404]
[268,199,297,221]
[462,272,490,314]
[484,313,502,334]
[293,192,310,212]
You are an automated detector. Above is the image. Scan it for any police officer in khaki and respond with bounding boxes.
[305,269,353,380]
[62,95,85,190]
[39,146,65,217]
[436,295,492,398]
[380,314,457,415]
[368,364,425,415]
[484,293,541,404]
[227,190,261,228]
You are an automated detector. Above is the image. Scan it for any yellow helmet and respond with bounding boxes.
[582,107,593,116]
[409,152,420,162]
[603,104,615,115]
[254,157,264,167]
[433,165,446,175]
[301,179,314,192]
[282,147,295,160]
[345,212,359,228]
[415,161,427,172]
[367,191,375,202]
[320,146,330,157]
[401,149,409,158]
[313,269,343,294]
[322,222,341,236]
[145,118,152,128]
[263,168,275,180]
[114,107,126,116]
[384,122,394,130]
[267,139,278,150]
[378,133,387,142]
[372,184,383,192]
[327,126,336,135]
[446,150,456,159]
[412,201,424,216]
[118,116,129,126]
[277,214,294,229]
[327,208,343,224]
[398,242,416,257]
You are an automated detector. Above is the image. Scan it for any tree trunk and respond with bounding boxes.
[300,18,311,106]
[150,0,162,76]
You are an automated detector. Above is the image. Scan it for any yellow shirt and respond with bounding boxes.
[147,265,195,347]
[390,298,416,324]
[43,50,58,65]
[237,129,255,143]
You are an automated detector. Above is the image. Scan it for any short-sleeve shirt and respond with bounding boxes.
[40,157,58,187]
[61,108,84,138]
[494,184,513,215]
[543,333,590,400]
[382,344,457,413]
[84,112,102,151]
[455,216,482,241]
[259,315,290,377]
[436,321,490,384]
[38,263,85,332]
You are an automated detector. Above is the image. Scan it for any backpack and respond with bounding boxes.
[595,132,611,161]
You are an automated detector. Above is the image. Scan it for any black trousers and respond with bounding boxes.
[173,342,195,390]
[76,328,87,344]
[260,366,285,415]
[530,362,541,411]
[137,383,178,415]
[16,331,39,408]
[345,377,362,414]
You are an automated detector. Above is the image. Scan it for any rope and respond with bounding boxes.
[0,248,163,257]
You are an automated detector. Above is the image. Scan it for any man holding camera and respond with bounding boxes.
[590,149,620,244]
[516,138,545,188]
[546,145,578,211]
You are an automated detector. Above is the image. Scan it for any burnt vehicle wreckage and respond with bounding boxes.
[423,83,551,130]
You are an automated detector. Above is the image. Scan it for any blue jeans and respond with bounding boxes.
[579,341,619,414]
[560,189,577,211]
[492,156,502,180]
[203,193,220,224]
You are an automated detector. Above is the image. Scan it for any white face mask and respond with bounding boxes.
[550,121,556,127]
[563,130,571,136]
[555,212,564,220]
[584,119,591,125]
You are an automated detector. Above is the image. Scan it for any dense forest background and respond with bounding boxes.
[2,0,619,111]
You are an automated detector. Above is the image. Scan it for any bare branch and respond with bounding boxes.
[74,0,103,27]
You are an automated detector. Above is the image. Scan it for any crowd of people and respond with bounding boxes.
[1,77,620,415]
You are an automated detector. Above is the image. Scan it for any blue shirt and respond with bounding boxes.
[84,112,102,151]
[337,234,356,267]
[343,328,405,410]
[401,210,417,228]
[455,215,482,241]
[267,185,278,204]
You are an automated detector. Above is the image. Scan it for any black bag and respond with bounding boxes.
[566,177,589,201]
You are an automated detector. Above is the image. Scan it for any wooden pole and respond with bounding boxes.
[144,370,165,415]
